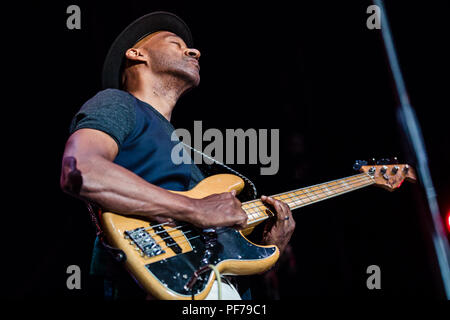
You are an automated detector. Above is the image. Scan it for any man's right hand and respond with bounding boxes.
[188,190,248,229]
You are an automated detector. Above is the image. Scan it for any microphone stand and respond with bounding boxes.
[373,0,450,299]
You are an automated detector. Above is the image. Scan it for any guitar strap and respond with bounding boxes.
[158,115,258,201]
[85,201,127,262]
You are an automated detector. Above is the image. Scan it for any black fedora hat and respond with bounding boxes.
[102,11,193,89]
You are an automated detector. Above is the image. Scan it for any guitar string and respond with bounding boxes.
[138,173,371,237]
[273,175,372,209]
[151,181,375,253]
[247,172,370,206]
[243,179,376,227]
[261,173,372,208]
[146,174,375,251]
[141,174,373,247]
[284,178,374,209]
[270,172,371,200]
[140,173,371,242]
[243,173,373,220]
[282,177,375,211]
[154,229,193,244]
[158,182,378,252]
[144,223,187,234]
[157,229,232,252]
[239,178,374,225]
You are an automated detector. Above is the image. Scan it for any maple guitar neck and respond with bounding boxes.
[242,172,375,226]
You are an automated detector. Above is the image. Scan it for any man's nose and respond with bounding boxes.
[184,48,201,60]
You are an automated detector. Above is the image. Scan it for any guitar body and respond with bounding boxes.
[100,174,279,300]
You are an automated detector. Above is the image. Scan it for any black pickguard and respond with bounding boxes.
[145,227,276,297]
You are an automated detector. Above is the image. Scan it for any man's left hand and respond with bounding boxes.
[260,195,295,255]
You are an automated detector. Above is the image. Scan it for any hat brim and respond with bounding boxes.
[102,11,193,89]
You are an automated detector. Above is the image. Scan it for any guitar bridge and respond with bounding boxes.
[124,227,165,257]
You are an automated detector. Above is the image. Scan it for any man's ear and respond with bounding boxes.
[124,48,147,63]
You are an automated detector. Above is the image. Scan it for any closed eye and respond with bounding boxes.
[170,41,182,48]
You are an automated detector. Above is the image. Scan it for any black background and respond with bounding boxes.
[4,0,449,300]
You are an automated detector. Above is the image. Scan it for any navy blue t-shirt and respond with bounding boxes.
[70,88,204,191]
[69,89,205,280]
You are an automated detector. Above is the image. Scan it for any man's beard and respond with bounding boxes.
[149,50,200,88]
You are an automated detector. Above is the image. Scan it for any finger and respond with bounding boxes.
[281,207,293,224]
[279,201,291,217]
[268,198,285,215]
[279,199,292,213]
[236,221,248,229]
[261,195,280,210]
[275,201,288,221]
[153,216,176,227]
[236,208,248,228]
[281,206,295,229]
[281,201,293,218]
[234,218,248,230]
[261,195,282,219]
[272,199,290,222]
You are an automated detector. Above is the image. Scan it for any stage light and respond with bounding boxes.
[447,211,450,233]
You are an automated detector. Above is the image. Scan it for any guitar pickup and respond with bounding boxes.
[150,222,183,254]
[124,227,165,257]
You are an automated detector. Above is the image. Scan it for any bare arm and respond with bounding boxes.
[60,128,247,228]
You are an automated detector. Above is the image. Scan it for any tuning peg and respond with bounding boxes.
[403,164,410,173]
[353,160,367,171]
[392,165,399,174]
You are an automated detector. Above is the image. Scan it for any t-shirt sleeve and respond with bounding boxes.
[69,89,136,148]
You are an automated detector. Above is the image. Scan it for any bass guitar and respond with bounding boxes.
[99,160,416,299]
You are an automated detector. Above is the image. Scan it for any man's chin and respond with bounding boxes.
[183,70,200,87]
[191,74,200,87]
[170,66,200,88]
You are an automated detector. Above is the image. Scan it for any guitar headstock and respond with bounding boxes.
[354,158,417,191]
